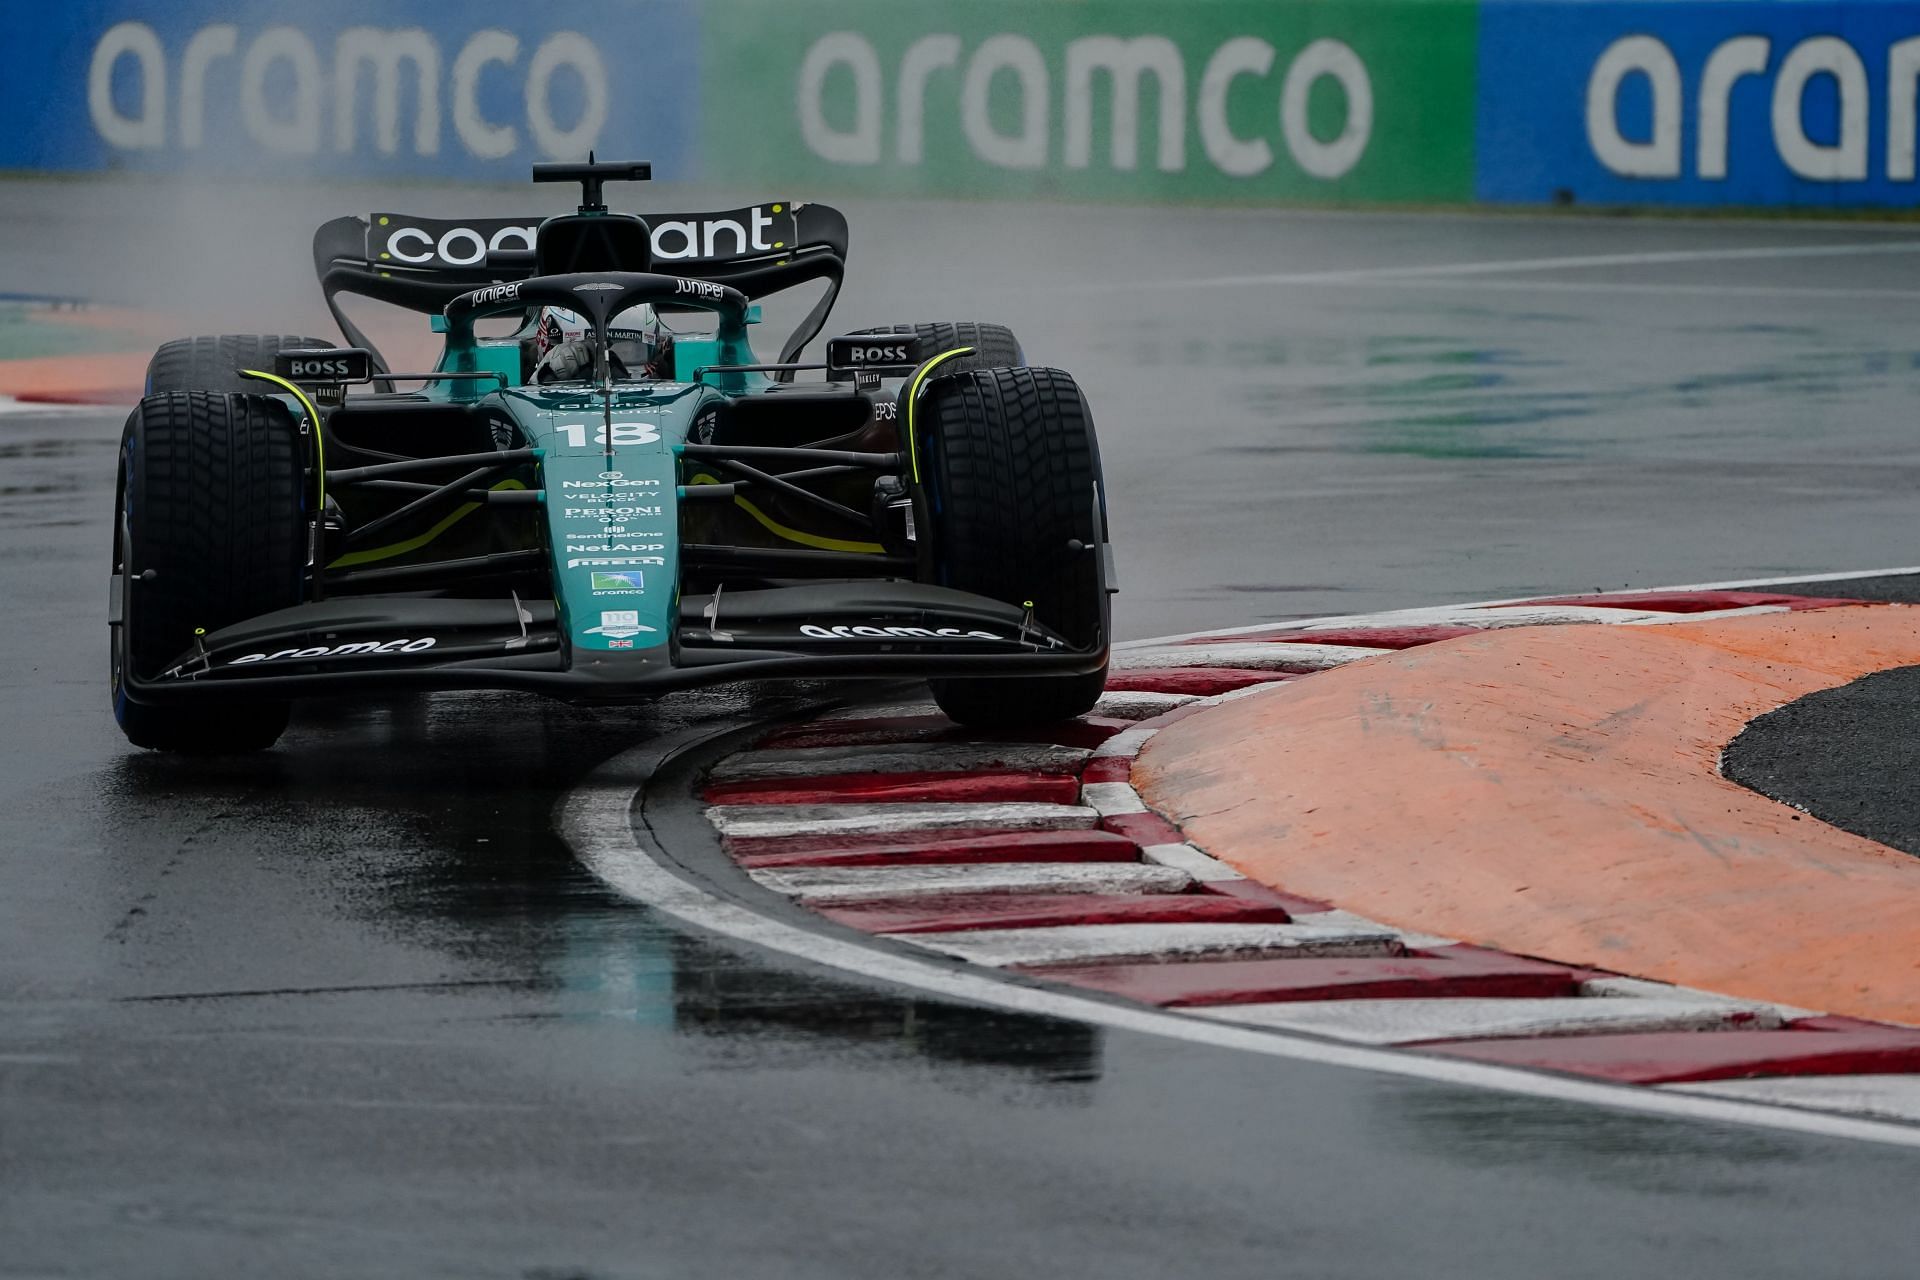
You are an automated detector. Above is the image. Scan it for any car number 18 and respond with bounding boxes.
[556,422,661,448]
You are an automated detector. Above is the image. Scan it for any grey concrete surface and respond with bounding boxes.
[8,178,1920,1277]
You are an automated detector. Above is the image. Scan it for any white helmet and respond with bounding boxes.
[529,304,674,381]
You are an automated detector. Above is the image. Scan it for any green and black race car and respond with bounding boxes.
[110,161,1113,752]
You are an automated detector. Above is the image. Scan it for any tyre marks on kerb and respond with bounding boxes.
[562,577,1920,1143]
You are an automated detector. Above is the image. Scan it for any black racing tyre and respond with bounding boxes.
[145,334,334,394]
[111,392,307,752]
[853,322,1024,376]
[918,366,1109,727]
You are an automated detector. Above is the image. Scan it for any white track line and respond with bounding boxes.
[1140,842,1245,882]
[705,801,1098,840]
[890,921,1403,967]
[751,862,1191,904]
[1580,976,1815,1018]
[709,741,1089,782]
[1657,565,1920,590]
[1094,690,1199,719]
[1128,240,1920,293]
[1190,997,1785,1045]
[1464,605,1700,626]
[1289,908,1457,951]
[559,731,1920,1150]
[1090,726,1160,759]
[1113,641,1382,671]
[1667,1075,1920,1122]
[1364,277,1920,303]
[1080,782,1148,817]
[1616,604,1786,625]
[1123,567,1920,647]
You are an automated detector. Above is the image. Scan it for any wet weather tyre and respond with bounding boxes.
[919,366,1109,727]
[854,322,1024,375]
[111,392,307,752]
[145,334,334,395]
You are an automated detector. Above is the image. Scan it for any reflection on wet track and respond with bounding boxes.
[672,939,1104,1089]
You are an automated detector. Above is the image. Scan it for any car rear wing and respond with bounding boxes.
[311,202,850,372]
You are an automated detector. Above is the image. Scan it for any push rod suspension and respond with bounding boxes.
[688,456,871,528]
[679,444,902,470]
[343,466,502,548]
[322,548,545,591]
[678,465,864,503]
[682,543,913,575]
[327,448,539,485]
[355,478,542,503]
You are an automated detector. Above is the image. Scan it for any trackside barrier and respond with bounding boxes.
[1479,0,1920,208]
[695,0,1479,205]
[5,1,1920,211]
[0,1,701,181]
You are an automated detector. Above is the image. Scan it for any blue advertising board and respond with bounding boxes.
[8,0,1920,210]
[0,0,699,180]
[1480,0,1920,207]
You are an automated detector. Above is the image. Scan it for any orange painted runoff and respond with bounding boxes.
[1135,606,1920,1025]
[0,352,145,402]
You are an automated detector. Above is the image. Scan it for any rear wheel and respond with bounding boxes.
[145,334,334,395]
[917,366,1109,727]
[112,392,307,752]
[853,322,1023,376]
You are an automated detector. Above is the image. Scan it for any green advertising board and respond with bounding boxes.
[700,0,1476,204]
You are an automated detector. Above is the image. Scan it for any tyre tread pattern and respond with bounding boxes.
[854,322,1024,375]
[117,391,304,751]
[146,334,334,394]
[920,366,1107,726]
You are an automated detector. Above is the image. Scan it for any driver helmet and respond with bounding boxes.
[531,305,592,363]
[529,304,675,380]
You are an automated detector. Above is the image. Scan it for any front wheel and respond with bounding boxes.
[111,392,307,752]
[915,366,1110,727]
[145,334,335,394]
[852,322,1023,376]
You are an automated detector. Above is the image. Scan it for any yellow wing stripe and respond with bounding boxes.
[687,472,884,555]
[326,479,528,569]
[239,369,326,507]
[902,346,976,484]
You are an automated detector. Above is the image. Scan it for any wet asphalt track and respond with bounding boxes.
[9,178,1920,1276]
[1726,659,1920,859]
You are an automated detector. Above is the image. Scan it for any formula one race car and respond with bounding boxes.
[110,160,1112,752]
